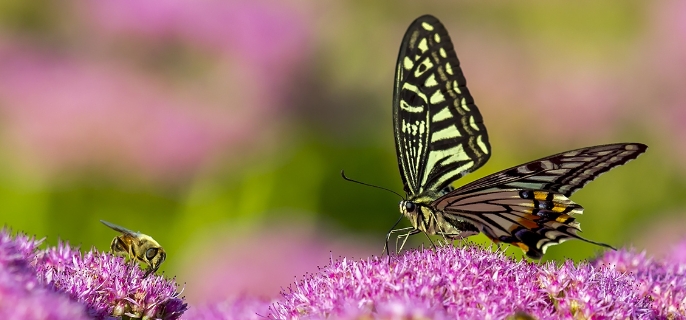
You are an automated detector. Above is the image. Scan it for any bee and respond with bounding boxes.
[100,220,166,278]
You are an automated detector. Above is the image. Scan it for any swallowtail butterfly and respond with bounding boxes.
[392,14,647,258]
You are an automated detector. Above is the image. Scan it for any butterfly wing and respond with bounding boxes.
[432,143,647,258]
[393,15,490,197]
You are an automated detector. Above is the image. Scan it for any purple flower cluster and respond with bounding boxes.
[266,243,686,319]
[595,248,686,318]
[0,229,187,319]
[0,230,89,319]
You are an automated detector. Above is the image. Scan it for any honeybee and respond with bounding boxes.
[100,220,166,278]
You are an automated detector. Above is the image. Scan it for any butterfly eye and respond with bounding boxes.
[405,202,417,213]
[145,248,158,260]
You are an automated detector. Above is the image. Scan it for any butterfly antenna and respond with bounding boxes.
[340,170,404,200]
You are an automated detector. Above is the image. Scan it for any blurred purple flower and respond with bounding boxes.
[0,47,242,183]
[77,0,311,114]
[646,0,686,89]
[458,32,625,145]
[0,293,91,320]
[641,0,686,167]
[625,214,686,261]
[0,228,187,319]
[269,245,655,319]
[0,229,90,320]
[669,238,686,265]
[529,69,624,143]
[78,0,313,116]
[183,297,272,320]
[594,244,686,318]
[81,0,310,68]
[0,0,313,185]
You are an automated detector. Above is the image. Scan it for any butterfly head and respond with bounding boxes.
[399,196,436,229]
[399,201,417,216]
[399,200,422,232]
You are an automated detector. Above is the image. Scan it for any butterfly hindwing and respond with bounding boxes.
[451,143,647,196]
[432,143,647,258]
[393,15,490,197]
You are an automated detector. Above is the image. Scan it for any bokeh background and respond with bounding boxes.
[1,0,685,306]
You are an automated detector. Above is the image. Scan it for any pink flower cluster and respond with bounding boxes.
[0,231,89,319]
[270,245,654,319]
[595,247,686,317]
[0,229,186,319]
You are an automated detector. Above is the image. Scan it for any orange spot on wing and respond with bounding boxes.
[552,204,567,213]
[513,217,540,230]
[513,242,529,252]
[555,214,571,223]
[533,191,548,201]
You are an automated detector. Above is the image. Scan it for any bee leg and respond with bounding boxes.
[143,267,153,279]
[141,261,161,279]
[110,237,123,254]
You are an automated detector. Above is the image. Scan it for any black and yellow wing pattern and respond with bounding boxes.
[392,15,647,259]
[393,15,490,197]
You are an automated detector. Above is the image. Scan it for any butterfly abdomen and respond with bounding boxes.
[400,197,480,239]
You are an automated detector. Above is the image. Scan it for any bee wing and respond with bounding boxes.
[100,220,139,236]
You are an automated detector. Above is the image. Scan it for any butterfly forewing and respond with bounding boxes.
[450,143,648,197]
[393,15,490,196]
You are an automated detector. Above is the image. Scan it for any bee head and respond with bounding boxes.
[142,247,166,278]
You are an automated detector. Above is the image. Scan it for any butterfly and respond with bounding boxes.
[391,14,647,258]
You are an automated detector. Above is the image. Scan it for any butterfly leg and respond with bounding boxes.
[384,226,415,256]
[396,228,421,253]
[383,216,407,256]
[421,231,438,249]
[491,242,503,254]
[455,236,468,249]
[430,211,458,249]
